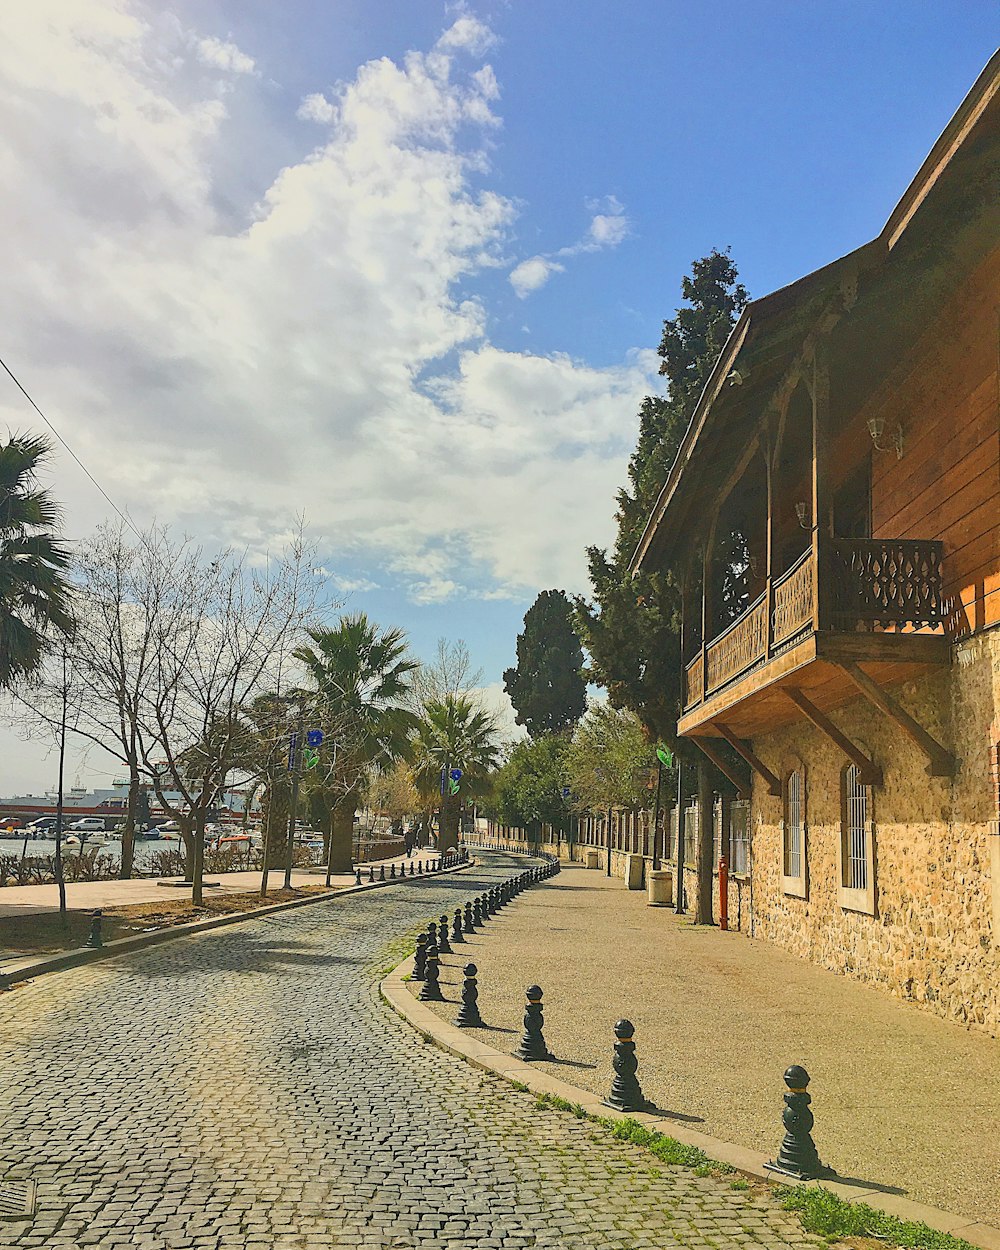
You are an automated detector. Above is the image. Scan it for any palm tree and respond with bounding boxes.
[293,613,419,872]
[412,695,501,851]
[0,433,74,690]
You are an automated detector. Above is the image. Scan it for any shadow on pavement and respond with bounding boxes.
[130,935,364,978]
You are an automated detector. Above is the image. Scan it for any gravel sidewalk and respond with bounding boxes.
[411,861,1000,1227]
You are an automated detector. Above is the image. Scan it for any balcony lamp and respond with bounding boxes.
[795,501,810,529]
[867,415,904,459]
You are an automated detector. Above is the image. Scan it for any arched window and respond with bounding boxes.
[782,766,807,897]
[840,763,876,915]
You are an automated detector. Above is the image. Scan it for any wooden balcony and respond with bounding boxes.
[680,537,950,740]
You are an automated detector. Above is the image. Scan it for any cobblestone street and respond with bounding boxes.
[0,854,826,1250]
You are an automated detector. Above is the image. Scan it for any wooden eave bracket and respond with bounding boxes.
[781,687,883,787]
[692,737,751,799]
[713,724,781,796]
[836,661,957,778]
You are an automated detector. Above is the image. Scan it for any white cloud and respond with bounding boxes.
[509,255,564,297]
[196,34,256,75]
[436,15,497,56]
[588,212,628,247]
[331,574,381,594]
[297,92,335,123]
[509,195,629,297]
[0,1,653,613]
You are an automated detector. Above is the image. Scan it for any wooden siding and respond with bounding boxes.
[866,248,1000,637]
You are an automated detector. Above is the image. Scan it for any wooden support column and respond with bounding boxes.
[692,736,751,799]
[781,687,883,787]
[811,343,832,631]
[837,661,957,777]
[764,432,775,661]
[714,723,781,796]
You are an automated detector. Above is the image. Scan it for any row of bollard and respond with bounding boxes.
[411,852,826,1182]
[353,848,470,887]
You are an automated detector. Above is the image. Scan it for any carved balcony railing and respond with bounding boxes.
[684,653,703,710]
[827,538,945,630]
[771,548,814,648]
[706,594,767,694]
[682,536,946,710]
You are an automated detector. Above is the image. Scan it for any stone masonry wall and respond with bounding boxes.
[749,631,999,1035]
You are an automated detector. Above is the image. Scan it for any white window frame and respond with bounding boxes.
[839,763,876,916]
[782,766,807,899]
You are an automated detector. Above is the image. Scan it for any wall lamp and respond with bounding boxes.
[867,415,904,459]
[795,501,810,529]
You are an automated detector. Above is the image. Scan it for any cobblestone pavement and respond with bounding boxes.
[0,854,826,1250]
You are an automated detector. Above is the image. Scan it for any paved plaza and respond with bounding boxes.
[0,853,828,1250]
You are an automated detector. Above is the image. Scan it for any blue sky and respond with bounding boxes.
[0,2,994,790]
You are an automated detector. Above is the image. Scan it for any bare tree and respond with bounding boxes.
[409,638,483,709]
[134,533,321,904]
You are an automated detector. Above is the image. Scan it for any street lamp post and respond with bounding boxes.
[284,698,307,891]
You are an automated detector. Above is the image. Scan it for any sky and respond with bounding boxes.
[0,2,995,793]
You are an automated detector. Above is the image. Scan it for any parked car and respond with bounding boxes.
[1,817,24,831]
[27,817,58,833]
[68,817,106,833]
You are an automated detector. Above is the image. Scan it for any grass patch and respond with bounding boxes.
[534,1092,588,1119]
[781,1186,977,1250]
[601,1117,734,1174]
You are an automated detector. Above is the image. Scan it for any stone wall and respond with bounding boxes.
[749,630,999,1035]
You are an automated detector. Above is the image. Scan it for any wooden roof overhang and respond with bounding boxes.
[631,48,1000,580]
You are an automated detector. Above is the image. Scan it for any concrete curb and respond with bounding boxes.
[1,858,475,990]
[380,955,1000,1250]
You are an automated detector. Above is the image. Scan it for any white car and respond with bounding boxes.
[68,817,106,833]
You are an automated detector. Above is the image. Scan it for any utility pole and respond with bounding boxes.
[284,698,306,891]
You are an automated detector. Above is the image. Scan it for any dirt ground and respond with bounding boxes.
[1,884,341,955]
[412,863,1000,1227]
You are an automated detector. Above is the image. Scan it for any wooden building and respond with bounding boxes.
[631,55,1000,1031]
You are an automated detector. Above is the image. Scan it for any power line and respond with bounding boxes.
[0,353,144,541]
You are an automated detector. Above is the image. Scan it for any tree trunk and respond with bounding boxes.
[191,815,205,906]
[694,758,715,924]
[263,773,291,870]
[438,791,459,852]
[327,801,355,874]
[119,769,138,880]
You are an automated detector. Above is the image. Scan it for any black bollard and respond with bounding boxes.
[464,901,476,932]
[427,921,439,953]
[390,863,397,879]
[452,909,464,943]
[355,868,362,886]
[768,1066,827,1180]
[456,962,483,1027]
[413,933,428,981]
[87,909,104,950]
[368,866,375,883]
[379,864,386,881]
[409,861,415,876]
[437,915,452,955]
[606,1020,646,1112]
[419,943,444,1001]
[417,860,423,875]
[514,985,550,1061]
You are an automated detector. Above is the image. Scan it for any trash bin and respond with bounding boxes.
[585,848,601,870]
[626,853,644,890]
[647,868,673,906]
